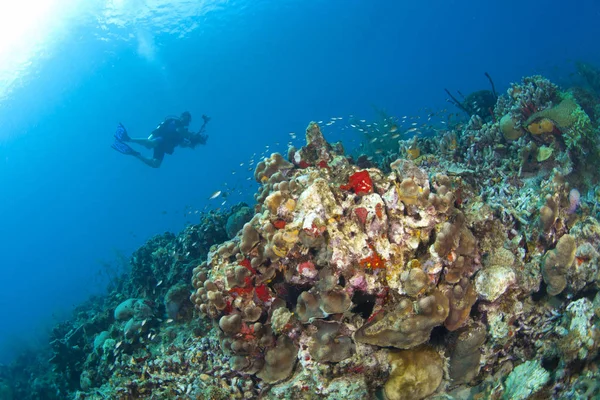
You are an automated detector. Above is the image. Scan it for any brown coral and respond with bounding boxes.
[254,153,294,183]
[539,195,558,233]
[308,320,354,363]
[542,234,576,296]
[256,336,298,383]
[441,278,477,331]
[355,291,449,349]
[296,292,327,323]
[448,322,487,384]
[384,346,444,400]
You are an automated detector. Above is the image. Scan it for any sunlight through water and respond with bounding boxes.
[0,1,65,100]
[0,0,230,101]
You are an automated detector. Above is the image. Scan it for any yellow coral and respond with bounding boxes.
[283,198,296,212]
[281,229,299,243]
[406,147,420,160]
[384,347,444,400]
[537,146,553,162]
[527,118,555,135]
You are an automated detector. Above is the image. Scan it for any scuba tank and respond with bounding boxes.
[155,115,181,135]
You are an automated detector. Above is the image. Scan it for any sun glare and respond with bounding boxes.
[0,1,61,97]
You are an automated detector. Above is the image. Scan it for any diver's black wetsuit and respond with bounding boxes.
[150,118,187,162]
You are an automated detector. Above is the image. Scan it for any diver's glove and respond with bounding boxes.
[197,133,208,145]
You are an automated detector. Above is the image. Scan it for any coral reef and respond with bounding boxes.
[4,72,600,400]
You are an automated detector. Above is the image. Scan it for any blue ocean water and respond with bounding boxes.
[0,0,598,364]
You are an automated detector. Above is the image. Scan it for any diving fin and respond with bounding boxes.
[114,123,131,142]
[111,141,139,156]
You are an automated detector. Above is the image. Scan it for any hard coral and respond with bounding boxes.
[355,291,449,349]
[542,234,576,296]
[384,346,444,400]
[256,336,298,383]
[500,113,524,141]
[475,265,516,302]
[538,195,558,233]
[289,121,339,169]
[308,320,355,362]
[254,153,294,183]
[440,278,477,331]
[448,322,487,385]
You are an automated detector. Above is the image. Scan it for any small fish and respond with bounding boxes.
[116,341,122,349]
[209,190,222,199]
[166,319,174,323]
[156,280,163,287]
[389,125,398,133]
[360,119,366,123]
[239,163,244,166]
[411,122,418,126]
[369,138,378,143]
[141,319,147,327]
[221,200,227,206]
[391,133,400,139]
[407,127,418,133]
[350,124,356,128]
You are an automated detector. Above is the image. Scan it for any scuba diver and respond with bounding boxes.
[111,111,210,168]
